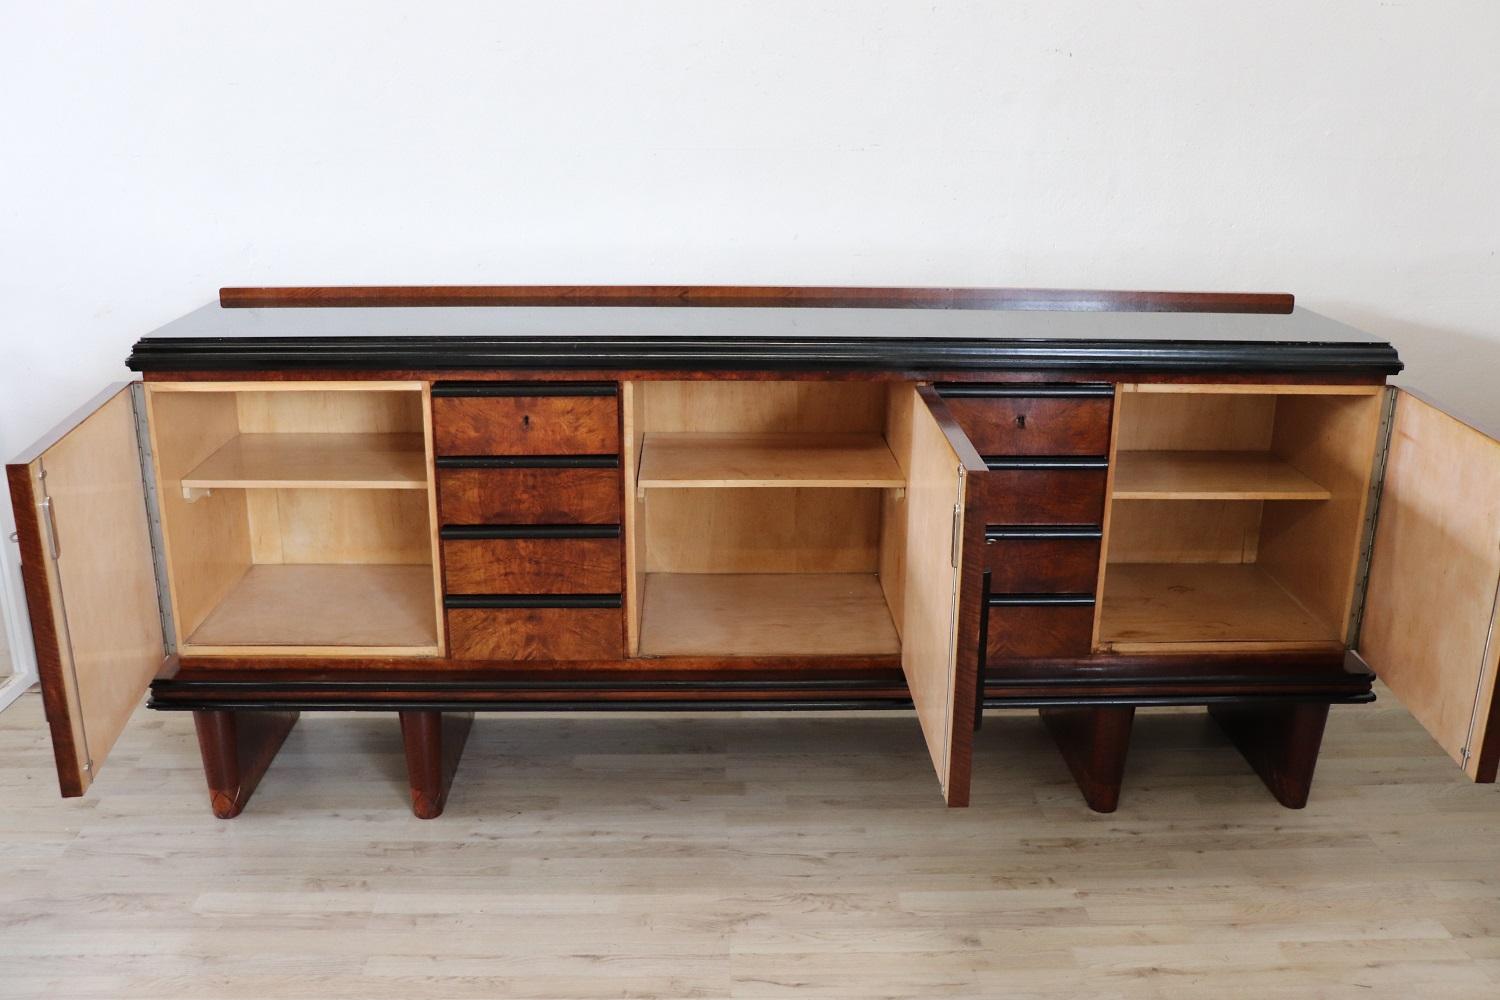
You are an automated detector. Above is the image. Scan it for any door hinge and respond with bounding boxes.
[1347,386,1399,647]
[129,383,176,656]
[950,465,966,568]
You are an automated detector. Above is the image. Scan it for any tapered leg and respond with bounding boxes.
[399,710,473,819]
[1041,706,1135,813]
[1210,701,1330,809]
[193,709,300,819]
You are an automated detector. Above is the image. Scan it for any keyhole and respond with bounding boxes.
[1015,414,1027,429]
[522,414,531,430]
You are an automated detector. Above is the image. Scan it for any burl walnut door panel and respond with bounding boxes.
[898,386,988,806]
[5,384,166,796]
[1358,388,1500,781]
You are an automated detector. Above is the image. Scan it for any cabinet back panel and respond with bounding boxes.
[247,489,435,565]
[642,487,881,574]
[236,390,423,434]
[1116,393,1276,451]
[1107,499,1263,564]
[640,381,887,434]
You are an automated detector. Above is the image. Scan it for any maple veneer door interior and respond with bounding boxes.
[5,384,166,796]
[1358,389,1500,780]
[898,386,985,806]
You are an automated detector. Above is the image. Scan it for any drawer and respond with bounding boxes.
[943,385,1113,456]
[447,597,625,660]
[437,461,622,524]
[983,526,1102,593]
[971,461,1108,525]
[985,598,1096,660]
[432,382,619,455]
[442,527,623,595]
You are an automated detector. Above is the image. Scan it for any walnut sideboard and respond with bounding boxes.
[9,285,1500,819]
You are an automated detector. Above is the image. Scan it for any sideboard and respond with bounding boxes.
[9,285,1499,819]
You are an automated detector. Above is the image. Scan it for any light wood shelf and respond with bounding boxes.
[636,433,905,489]
[638,572,901,656]
[1112,450,1333,501]
[185,563,439,652]
[182,433,428,491]
[1098,562,1338,650]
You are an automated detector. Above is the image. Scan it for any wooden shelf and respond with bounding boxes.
[182,433,428,491]
[639,573,900,656]
[1098,563,1337,650]
[185,564,439,652]
[636,433,904,489]
[1112,450,1332,501]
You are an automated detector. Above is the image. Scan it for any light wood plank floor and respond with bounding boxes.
[1,685,1497,999]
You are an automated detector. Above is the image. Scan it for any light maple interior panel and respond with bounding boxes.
[630,381,904,657]
[1098,386,1383,651]
[146,383,441,654]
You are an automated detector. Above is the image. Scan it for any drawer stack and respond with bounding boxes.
[432,382,626,660]
[941,384,1115,660]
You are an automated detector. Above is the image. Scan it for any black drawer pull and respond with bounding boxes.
[433,381,618,398]
[937,383,1115,399]
[445,594,623,610]
[436,455,620,469]
[441,524,621,540]
[987,593,1096,607]
[985,525,1102,542]
[984,456,1109,471]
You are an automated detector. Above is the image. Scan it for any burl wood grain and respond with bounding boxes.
[433,395,619,455]
[983,538,1102,594]
[442,537,623,595]
[447,608,625,660]
[1040,705,1136,813]
[986,605,1096,659]
[437,467,622,524]
[947,396,1112,456]
[971,469,1108,525]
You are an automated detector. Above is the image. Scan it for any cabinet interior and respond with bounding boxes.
[624,380,918,657]
[1097,386,1385,652]
[145,384,443,655]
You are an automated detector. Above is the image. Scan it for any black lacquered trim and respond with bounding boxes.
[937,382,1114,398]
[984,456,1109,471]
[441,524,621,540]
[987,593,1097,607]
[985,524,1103,542]
[432,380,618,397]
[445,594,623,609]
[150,698,915,713]
[436,455,620,469]
[127,336,1404,375]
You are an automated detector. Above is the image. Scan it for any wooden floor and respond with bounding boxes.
[1,686,1498,999]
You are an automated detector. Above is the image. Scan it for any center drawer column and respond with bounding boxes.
[432,381,626,661]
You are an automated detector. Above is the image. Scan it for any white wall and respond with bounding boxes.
[2,1,1498,673]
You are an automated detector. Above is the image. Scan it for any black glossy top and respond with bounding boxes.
[128,302,1402,375]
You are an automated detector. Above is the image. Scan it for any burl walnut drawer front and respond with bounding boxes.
[432,382,620,456]
[983,526,1102,594]
[446,597,625,660]
[985,597,1096,659]
[971,461,1109,525]
[942,384,1113,456]
[441,526,623,595]
[436,459,622,524]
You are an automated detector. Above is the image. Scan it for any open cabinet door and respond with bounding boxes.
[899,386,987,805]
[6,384,167,796]
[1357,388,1500,781]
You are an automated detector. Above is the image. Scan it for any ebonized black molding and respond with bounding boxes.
[127,336,1403,375]
[984,456,1111,471]
[444,594,623,610]
[937,382,1115,398]
[432,380,618,397]
[435,455,620,469]
[985,525,1103,541]
[987,594,1098,607]
[441,525,621,540]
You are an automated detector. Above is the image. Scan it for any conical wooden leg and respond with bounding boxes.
[193,709,299,819]
[400,710,473,819]
[1041,706,1135,813]
[1210,701,1329,809]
